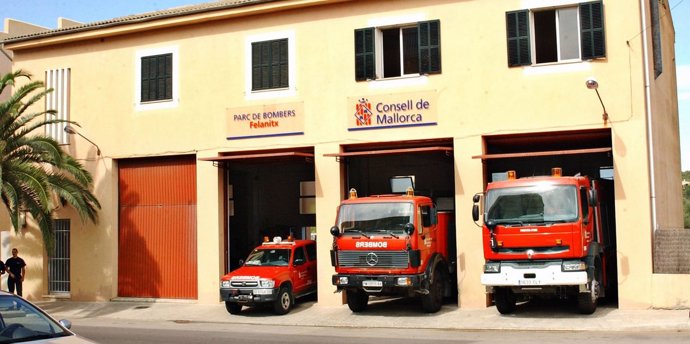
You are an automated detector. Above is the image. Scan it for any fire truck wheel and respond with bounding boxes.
[273,286,293,315]
[346,289,369,312]
[421,270,444,313]
[577,264,601,314]
[494,287,517,314]
[225,302,242,315]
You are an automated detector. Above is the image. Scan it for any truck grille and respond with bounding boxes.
[230,281,258,287]
[337,250,409,268]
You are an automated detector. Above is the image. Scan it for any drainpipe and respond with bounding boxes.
[639,0,658,231]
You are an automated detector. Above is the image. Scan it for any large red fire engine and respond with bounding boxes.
[472,168,613,314]
[330,181,455,313]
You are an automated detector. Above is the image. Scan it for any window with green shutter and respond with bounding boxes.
[506,1,605,67]
[354,20,441,81]
[418,20,441,74]
[506,10,531,67]
[580,1,606,60]
[355,28,375,81]
[141,53,173,102]
[252,39,289,91]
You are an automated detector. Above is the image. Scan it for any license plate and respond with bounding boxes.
[518,279,539,286]
[362,280,383,287]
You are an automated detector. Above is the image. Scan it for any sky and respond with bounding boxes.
[0,0,689,170]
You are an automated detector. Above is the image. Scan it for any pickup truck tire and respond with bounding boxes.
[347,288,369,312]
[273,286,293,315]
[225,302,242,315]
[421,270,444,313]
[494,287,517,314]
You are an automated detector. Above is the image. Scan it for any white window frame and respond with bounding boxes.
[135,46,179,111]
[529,6,582,65]
[376,24,420,79]
[244,30,296,101]
[366,13,429,89]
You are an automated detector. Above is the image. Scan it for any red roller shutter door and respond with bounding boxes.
[118,156,197,299]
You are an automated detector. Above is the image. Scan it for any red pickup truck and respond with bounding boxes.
[220,237,317,315]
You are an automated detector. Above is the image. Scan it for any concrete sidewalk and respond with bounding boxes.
[34,298,690,332]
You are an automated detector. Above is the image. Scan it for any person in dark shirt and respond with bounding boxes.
[6,248,26,296]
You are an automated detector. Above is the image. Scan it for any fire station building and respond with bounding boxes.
[1,0,685,310]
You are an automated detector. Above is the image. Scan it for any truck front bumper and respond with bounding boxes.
[332,273,425,291]
[220,288,279,306]
[481,260,588,287]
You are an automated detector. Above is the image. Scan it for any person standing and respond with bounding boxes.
[6,248,26,296]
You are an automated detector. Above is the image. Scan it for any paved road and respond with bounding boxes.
[71,320,690,344]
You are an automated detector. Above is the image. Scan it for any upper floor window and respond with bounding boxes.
[252,39,289,91]
[45,68,70,145]
[135,46,178,110]
[245,31,296,100]
[141,53,172,102]
[506,1,605,67]
[355,20,441,81]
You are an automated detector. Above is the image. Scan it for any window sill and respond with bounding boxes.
[245,87,296,101]
[523,61,592,75]
[136,98,179,111]
[367,74,429,89]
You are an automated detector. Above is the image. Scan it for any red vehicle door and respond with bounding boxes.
[291,245,311,294]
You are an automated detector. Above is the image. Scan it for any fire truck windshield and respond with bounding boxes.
[337,202,414,235]
[485,184,578,224]
[244,249,291,266]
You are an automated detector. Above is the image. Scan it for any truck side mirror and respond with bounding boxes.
[330,226,341,237]
[473,194,481,203]
[404,223,415,235]
[472,204,479,222]
[294,258,305,266]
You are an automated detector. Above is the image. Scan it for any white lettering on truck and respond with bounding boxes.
[355,242,388,248]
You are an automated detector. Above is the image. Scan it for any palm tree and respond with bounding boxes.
[0,70,101,253]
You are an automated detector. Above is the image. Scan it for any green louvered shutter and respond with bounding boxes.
[580,1,605,60]
[252,39,288,91]
[418,20,441,74]
[506,10,531,67]
[355,28,375,81]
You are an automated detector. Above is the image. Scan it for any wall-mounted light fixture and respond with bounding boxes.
[585,78,609,124]
[64,125,101,156]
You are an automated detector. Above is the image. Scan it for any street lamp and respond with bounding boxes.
[64,125,101,156]
[585,78,609,124]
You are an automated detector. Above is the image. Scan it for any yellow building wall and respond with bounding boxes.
[3,0,685,309]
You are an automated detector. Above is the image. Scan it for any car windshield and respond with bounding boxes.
[244,248,291,267]
[485,184,578,224]
[337,202,414,235]
[0,295,71,343]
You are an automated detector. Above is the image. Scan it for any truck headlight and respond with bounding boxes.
[259,279,275,288]
[484,262,500,273]
[562,260,587,272]
[336,276,349,285]
[221,280,231,288]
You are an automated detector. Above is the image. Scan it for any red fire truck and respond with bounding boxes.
[330,184,455,313]
[472,168,613,314]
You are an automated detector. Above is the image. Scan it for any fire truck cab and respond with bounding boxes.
[472,168,612,314]
[330,186,455,313]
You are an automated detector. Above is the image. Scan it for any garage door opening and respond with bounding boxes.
[201,148,315,273]
[475,129,618,308]
[326,138,457,303]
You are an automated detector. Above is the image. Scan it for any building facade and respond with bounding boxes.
[1,0,685,309]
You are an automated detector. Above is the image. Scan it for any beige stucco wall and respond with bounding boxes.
[2,0,685,309]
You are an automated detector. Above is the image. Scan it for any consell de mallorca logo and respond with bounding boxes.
[349,92,438,131]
